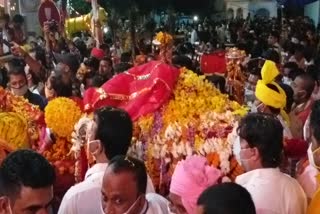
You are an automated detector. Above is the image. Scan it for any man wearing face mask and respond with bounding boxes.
[253,60,292,139]
[291,72,315,127]
[8,65,46,110]
[306,101,320,213]
[234,113,307,214]
[58,107,155,214]
[101,156,169,214]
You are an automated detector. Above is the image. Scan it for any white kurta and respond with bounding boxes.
[297,164,319,199]
[236,168,307,214]
[58,163,155,214]
[144,193,170,214]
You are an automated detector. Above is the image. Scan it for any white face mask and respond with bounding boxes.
[250,104,258,113]
[245,87,254,96]
[123,195,142,214]
[233,136,242,165]
[303,117,310,142]
[282,77,292,86]
[11,84,28,96]
[308,144,320,170]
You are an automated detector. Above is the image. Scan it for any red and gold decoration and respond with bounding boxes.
[225,48,246,105]
[83,60,180,121]
[83,57,246,192]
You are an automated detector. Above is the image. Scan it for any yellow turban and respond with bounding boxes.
[255,60,289,124]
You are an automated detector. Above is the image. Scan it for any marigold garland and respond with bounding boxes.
[155,31,173,47]
[0,87,43,144]
[129,68,247,190]
[45,98,82,139]
[0,112,29,149]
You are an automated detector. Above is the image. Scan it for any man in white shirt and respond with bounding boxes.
[233,113,307,214]
[101,156,169,214]
[58,107,155,214]
[190,27,198,45]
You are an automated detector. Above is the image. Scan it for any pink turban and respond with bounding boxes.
[170,155,222,214]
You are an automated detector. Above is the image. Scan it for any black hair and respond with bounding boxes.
[12,14,24,24]
[172,55,193,70]
[94,107,133,160]
[283,62,298,72]
[101,57,114,72]
[84,57,100,72]
[306,65,319,83]
[0,67,8,88]
[7,64,26,80]
[91,74,106,88]
[108,155,147,194]
[0,150,55,200]
[114,63,132,74]
[295,72,315,99]
[8,58,26,70]
[294,44,305,54]
[238,113,283,168]
[265,84,281,115]
[120,52,132,63]
[34,47,47,68]
[100,43,110,52]
[197,183,256,214]
[279,83,294,113]
[100,56,114,75]
[264,49,280,64]
[48,69,73,98]
[269,30,280,41]
[310,100,320,145]
[289,68,305,81]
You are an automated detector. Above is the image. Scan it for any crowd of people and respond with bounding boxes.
[1,3,320,214]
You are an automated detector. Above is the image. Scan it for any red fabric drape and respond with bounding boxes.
[83,61,180,121]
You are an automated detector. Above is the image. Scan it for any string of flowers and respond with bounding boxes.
[0,87,43,145]
[44,98,82,175]
[129,68,247,190]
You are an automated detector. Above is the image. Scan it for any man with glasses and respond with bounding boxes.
[233,113,307,214]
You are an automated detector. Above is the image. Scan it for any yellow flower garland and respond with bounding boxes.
[155,31,173,47]
[131,68,247,189]
[45,98,82,139]
[0,112,29,149]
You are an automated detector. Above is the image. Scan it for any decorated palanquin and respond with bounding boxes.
[83,58,247,193]
[225,48,246,105]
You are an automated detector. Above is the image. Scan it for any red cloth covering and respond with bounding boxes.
[284,138,308,159]
[200,50,226,75]
[91,48,105,60]
[83,61,180,121]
